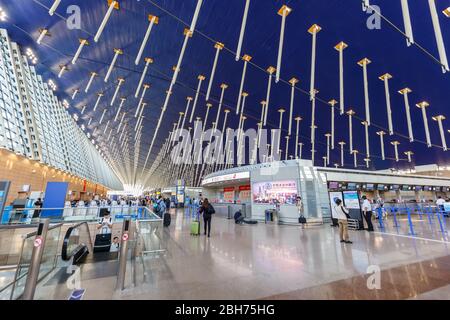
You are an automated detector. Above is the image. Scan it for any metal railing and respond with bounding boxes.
[116,207,165,290]
[0,220,63,300]
[3,205,153,225]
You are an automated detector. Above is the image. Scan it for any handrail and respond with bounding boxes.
[61,222,93,261]
[22,223,63,239]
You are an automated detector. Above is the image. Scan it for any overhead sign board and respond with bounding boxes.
[202,171,250,185]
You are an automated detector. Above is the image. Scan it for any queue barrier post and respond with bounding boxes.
[406,207,415,236]
[377,207,384,230]
[437,208,447,235]
[392,208,399,228]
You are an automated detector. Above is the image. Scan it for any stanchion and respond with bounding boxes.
[377,207,384,230]
[116,218,131,291]
[406,207,415,235]
[392,208,400,228]
[426,205,433,225]
[437,208,447,235]
[417,204,423,220]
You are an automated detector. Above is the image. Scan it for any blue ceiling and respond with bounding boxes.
[2,0,450,175]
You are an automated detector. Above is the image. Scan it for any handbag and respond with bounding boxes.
[298,216,307,224]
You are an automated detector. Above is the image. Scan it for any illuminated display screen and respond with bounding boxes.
[252,180,297,205]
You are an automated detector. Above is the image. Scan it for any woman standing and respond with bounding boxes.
[334,199,352,244]
[199,198,215,237]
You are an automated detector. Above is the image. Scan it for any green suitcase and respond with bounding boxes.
[190,220,200,236]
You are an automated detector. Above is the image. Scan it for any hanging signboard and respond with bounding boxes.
[224,187,235,203]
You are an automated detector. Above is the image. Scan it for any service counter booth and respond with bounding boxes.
[202,160,450,227]
[202,160,331,225]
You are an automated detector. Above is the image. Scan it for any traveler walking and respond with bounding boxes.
[199,198,215,237]
[334,199,352,244]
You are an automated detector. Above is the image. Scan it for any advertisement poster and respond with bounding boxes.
[329,191,343,219]
[224,187,235,203]
[252,180,297,205]
[343,191,360,209]
[238,185,251,203]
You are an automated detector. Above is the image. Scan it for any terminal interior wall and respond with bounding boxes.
[0,148,108,204]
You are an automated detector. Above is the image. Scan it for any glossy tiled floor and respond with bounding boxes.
[38,209,450,300]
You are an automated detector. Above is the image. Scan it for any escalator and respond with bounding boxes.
[61,222,93,265]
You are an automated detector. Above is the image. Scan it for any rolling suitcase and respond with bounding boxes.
[190,209,200,236]
[93,228,111,253]
[163,212,171,227]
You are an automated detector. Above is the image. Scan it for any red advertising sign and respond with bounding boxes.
[224,187,235,192]
[239,185,251,191]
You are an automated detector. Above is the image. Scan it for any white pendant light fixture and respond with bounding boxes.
[379,73,394,135]
[71,89,79,100]
[135,84,150,118]
[294,116,302,159]
[338,141,346,167]
[376,130,386,160]
[236,54,252,115]
[364,158,371,169]
[352,150,359,168]
[308,24,321,101]
[362,0,370,11]
[358,58,372,125]
[428,0,450,73]
[276,5,292,83]
[391,141,401,162]
[36,28,50,45]
[181,97,193,132]
[93,92,104,112]
[325,133,331,165]
[362,120,370,158]
[111,77,124,106]
[236,0,250,61]
[206,42,224,101]
[400,0,414,46]
[114,97,126,122]
[328,99,337,149]
[260,100,267,128]
[310,89,319,145]
[404,150,414,163]
[213,84,228,130]
[103,120,110,134]
[135,15,158,65]
[135,57,153,98]
[398,88,414,142]
[189,75,206,123]
[334,42,348,115]
[432,115,447,151]
[299,142,304,160]
[48,0,61,16]
[94,0,119,43]
[81,105,87,115]
[105,48,123,83]
[288,77,299,135]
[99,109,107,125]
[285,136,290,160]
[117,112,125,133]
[346,109,355,153]
[72,39,89,65]
[416,101,432,147]
[264,66,276,125]
[85,72,98,93]
[135,103,146,131]
[58,64,68,78]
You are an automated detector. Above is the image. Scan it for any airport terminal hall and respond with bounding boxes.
[1,0,450,309]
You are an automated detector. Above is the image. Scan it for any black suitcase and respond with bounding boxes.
[163,213,171,227]
[93,233,111,253]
